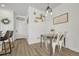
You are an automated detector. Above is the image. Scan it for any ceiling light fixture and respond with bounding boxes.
[1,4,5,7]
[45,3,52,16]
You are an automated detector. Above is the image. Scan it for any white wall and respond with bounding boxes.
[28,7,51,44]
[0,8,14,32]
[49,4,79,52]
[0,8,15,41]
[0,8,15,51]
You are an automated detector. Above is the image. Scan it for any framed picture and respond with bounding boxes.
[53,12,68,25]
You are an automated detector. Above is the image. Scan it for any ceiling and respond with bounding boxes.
[0,3,61,16]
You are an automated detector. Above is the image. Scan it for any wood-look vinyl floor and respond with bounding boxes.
[0,38,79,56]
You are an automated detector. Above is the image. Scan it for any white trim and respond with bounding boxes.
[67,47,79,53]
[28,40,40,44]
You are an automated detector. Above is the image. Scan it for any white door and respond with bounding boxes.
[15,16,27,39]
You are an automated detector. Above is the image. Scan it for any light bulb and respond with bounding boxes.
[50,12,52,15]
[46,11,48,14]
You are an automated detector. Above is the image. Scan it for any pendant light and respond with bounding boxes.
[45,3,52,16]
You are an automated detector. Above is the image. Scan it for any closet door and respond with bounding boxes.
[15,16,27,39]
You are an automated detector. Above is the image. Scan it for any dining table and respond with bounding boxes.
[40,33,54,56]
[40,32,66,56]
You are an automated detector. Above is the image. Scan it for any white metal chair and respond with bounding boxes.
[44,31,55,49]
[40,34,49,48]
[45,38,50,49]
[58,33,65,52]
[52,32,60,55]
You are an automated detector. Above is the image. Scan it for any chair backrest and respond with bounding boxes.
[53,32,58,42]
[4,31,11,39]
[53,32,62,42]
[10,31,13,38]
[0,31,2,36]
[57,32,61,41]
[59,33,65,41]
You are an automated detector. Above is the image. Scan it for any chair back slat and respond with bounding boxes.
[10,31,13,38]
[4,31,11,39]
[53,33,58,42]
[0,31,2,36]
[59,34,65,41]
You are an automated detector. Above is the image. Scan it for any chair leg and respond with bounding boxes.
[11,38,14,48]
[59,43,63,53]
[12,42,14,48]
[8,39,12,54]
[2,42,4,51]
[3,41,6,55]
[52,44,56,55]
[40,36,43,48]
[40,37,42,47]
[45,40,48,49]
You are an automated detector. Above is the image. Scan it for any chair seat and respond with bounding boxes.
[0,37,6,41]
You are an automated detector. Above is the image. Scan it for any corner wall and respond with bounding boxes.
[28,7,51,44]
[50,4,79,52]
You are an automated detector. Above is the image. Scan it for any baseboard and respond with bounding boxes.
[16,37,26,40]
[66,47,79,53]
[28,40,40,45]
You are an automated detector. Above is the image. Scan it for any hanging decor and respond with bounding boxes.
[35,14,45,22]
[1,18,10,24]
